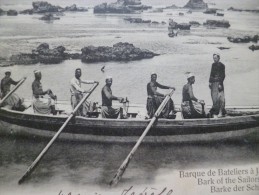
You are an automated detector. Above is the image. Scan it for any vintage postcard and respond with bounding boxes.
[0,0,258,194]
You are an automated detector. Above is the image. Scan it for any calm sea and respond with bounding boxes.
[0,0,259,194]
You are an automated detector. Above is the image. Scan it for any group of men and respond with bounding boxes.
[0,53,226,119]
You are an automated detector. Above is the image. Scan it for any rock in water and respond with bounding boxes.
[32,1,63,13]
[227,35,258,43]
[249,45,259,51]
[7,10,18,16]
[203,20,230,28]
[94,0,151,14]
[184,0,208,10]
[81,42,158,63]
[39,13,60,20]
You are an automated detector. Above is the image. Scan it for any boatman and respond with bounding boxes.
[181,72,207,119]
[70,68,99,117]
[32,70,57,115]
[0,69,26,111]
[146,73,176,119]
[209,53,226,118]
[101,76,124,119]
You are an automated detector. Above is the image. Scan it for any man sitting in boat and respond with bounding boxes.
[32,70,57,115]
[181,72,207,119]
[101,76,124,119]
[70,68,99,117]
[0,70,26,111]
[146,73,176,119]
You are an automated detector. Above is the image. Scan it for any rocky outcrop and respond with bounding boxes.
[168,19,191,30]
[0,57,14,67]
[20,1,88,14]
[7,10,18,16]
[216,12,224,16]
[19,9,34,14]
[10,43,74,65]
[184,0,208,10]
[65,4,88,12]
[203,20,230,28]
[203,8,218,14]
[227,35,258,43]
[164,4,179,9]
[9,43,157,65]
[189,21,201,26]
[124,17,151,23]
[39,13,60,20]
[81,42,158,63]
[228,7,259,13]
[0,8,6,15]
[32,1,63,13]
[94,0,151,14]
[249,45,259,51]
[124,17,166,25]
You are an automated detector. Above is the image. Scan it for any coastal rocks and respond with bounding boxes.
[124,17,166,25]
[10,43,71,65]
[227,35,258,43]
[203,8,217,14]
[164,4,179,9]
[65,4,88,12]
[19,9,34,15]
[249,45,259,51]
[39,13,60,20]
[189,21,201,27]
[94,0,151,14]
[228,7,259,13]
[32,1,63,13]
[168,19,191,30]
[203,20,230,28]
[10,54,39,65]
[7,10,18,16]
[20,1,88,14]
[0,8,6,16]
[124,17,151,23]
[183,0,208,10]
[81,42,158,63]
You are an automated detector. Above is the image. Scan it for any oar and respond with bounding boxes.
[110,89,175,187]
[0,77,27,106]
[18,82,99,184]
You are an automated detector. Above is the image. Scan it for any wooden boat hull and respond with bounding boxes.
[0,108,259,143]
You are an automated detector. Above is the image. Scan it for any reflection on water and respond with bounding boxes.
[0,136,259,193]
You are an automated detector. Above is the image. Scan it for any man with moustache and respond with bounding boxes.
[101,76,124,119]
[209,53,226,118]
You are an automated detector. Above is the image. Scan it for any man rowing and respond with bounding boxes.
[146,73,176,119]
[181,72,207,119]
[32,70,57,115]
[70,68,99,117]
[0,69,26,111]
[101,76,124,119]
[209,53,226,118]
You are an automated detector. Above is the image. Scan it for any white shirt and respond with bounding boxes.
[70,77,94,95]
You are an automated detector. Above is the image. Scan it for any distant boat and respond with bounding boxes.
[0,101,259,143]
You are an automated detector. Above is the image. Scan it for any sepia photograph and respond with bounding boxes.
[0,0,259,194]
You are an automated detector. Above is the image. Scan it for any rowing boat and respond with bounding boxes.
[0,100,259,143]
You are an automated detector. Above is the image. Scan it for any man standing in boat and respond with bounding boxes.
[32,70,57,115]
[70,68,99,117]
[146,73,176,118]
[209,53,226,118]
[0,70,26,111]
[101,76,124,119]
[181,72,207,119]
